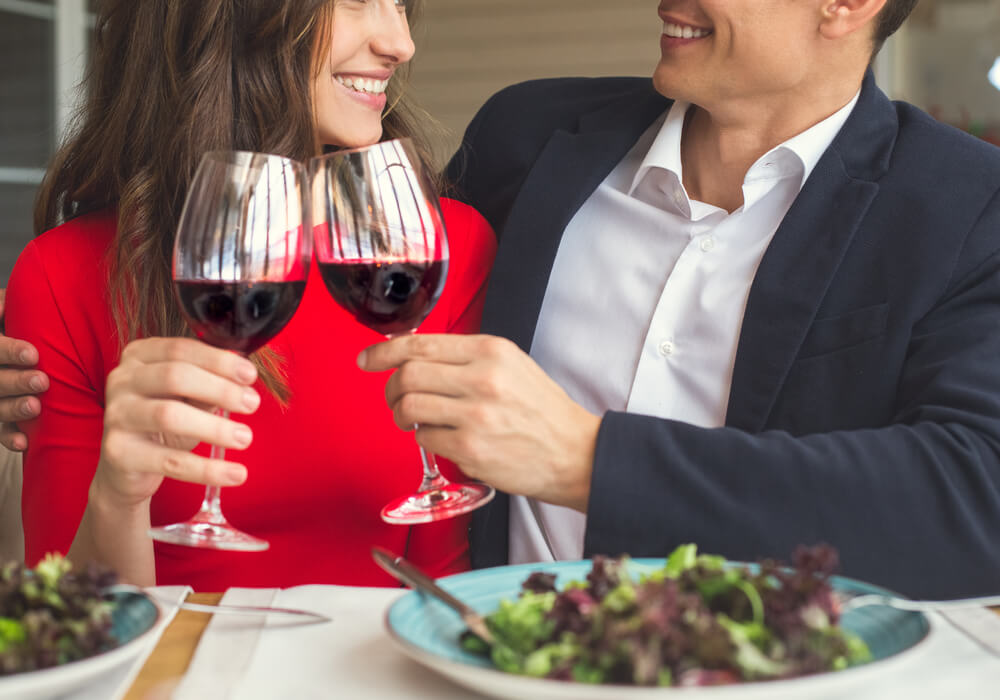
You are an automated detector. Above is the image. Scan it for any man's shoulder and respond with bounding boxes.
[482,76,657,121]
[891,101,1000,181]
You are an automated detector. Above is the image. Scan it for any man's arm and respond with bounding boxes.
[0,289,49,451]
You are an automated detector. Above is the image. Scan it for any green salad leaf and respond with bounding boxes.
[461,544,871,687]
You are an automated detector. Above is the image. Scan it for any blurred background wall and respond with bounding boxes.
[1,0,998,284]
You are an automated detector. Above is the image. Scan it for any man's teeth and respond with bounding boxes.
[335,76,389,95]
[663,22,711,39]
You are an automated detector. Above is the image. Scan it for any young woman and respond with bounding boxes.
[5,0,496,590]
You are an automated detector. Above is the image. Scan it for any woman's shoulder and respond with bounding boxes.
[438,197,497,261]
[11,209,116,295]
[29,209,117,260]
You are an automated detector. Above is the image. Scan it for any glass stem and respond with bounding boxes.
[195,408,230,525]
[415,426,449,493]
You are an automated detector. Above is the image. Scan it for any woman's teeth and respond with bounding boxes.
[662,22,711,39]
[335,76,389,95]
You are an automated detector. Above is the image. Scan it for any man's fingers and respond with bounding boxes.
[358,334,513,372]
[0,368,48,398]
[0,395,41,424]
[104,432,247,487]
[383,360,468,406]
[391,392,469,432]
[0,337,39,367]
[122,337,258,386]
[0,423,27,452]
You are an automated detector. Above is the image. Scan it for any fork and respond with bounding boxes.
[837,590,1000,613]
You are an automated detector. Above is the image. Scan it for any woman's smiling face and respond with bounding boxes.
[313,0,415,149]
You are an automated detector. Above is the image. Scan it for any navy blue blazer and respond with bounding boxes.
[445,72,1000,598]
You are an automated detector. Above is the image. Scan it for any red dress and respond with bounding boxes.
[8,200,496,591]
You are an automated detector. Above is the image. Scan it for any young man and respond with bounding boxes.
[359,0,1000,598]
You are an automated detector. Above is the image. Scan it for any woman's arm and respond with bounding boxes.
[9,237,261,584]
[70,338,262,585]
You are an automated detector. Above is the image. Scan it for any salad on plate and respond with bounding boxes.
[0,553,119,674]
[460,544,870,687]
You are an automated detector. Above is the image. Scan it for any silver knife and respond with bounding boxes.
[104,584,331,623]
[371,546,494,644]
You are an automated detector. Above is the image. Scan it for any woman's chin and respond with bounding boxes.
[319,126,384,152]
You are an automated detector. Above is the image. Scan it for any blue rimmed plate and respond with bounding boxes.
[0,589,161,700]
[385,559,932,700]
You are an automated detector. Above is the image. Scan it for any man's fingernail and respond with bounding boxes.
[226,464,248,484]
[19,399,36,417]
[29,376,45,392]
[356,349,368,370]
[18,349,33,364]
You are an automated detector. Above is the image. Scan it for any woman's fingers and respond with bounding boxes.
[128,361,261,414]
[107,394,253,452]
[121,337,258,386]
[99,431,246,504]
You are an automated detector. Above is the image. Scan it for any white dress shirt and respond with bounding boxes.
[510,93,861,564]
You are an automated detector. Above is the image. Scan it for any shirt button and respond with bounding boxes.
[657,340,675,357]
[699,237,716,252]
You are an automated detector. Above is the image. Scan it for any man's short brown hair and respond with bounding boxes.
[873,0,920,54]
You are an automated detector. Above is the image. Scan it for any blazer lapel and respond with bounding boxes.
[480,85,670,351]
[726,72,897,432]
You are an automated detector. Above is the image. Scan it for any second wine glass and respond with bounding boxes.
[311,138,494,524]
[148,150,310,551]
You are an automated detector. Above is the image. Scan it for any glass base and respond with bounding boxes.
[148,520,269,552]
[381,482,496,525]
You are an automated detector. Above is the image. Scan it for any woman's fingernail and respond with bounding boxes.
[242,390,260,411]
[226,464,248,484]
[236,361,257,383]
[233,426,252,447]
[356,349,368,370]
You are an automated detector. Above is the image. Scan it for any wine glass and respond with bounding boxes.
[310,138,495,524]
[148,151,311,551]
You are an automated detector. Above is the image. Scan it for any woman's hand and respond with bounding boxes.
[93,337,261,510]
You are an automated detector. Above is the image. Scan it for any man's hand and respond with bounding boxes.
[358,334,601,512]
[0,289,49,451]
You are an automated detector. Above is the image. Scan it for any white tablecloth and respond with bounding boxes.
[169,585,1000,700]
[62,586,191,700]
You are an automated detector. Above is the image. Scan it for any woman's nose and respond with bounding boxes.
[372,2,416,65]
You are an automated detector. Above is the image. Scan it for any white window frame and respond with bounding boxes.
[0,0,94,186]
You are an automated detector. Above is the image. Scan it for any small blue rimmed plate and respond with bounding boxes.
[0,589,161,700]
[385,559,932,700]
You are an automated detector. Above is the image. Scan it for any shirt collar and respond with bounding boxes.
[628,90,862,205]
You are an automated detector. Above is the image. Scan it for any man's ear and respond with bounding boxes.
[819,0,888,40]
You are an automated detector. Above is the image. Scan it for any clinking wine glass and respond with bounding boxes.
[148,151,310,551]
[310,138,495,524]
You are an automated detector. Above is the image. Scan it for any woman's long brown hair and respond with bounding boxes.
[34,0,434,401]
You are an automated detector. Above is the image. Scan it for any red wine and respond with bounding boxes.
[175,279,307,354]
[318,259,446,336]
